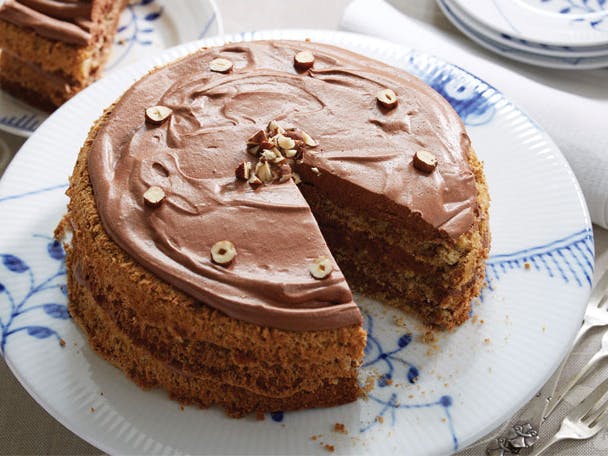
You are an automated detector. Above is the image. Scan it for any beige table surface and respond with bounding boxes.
[1,0,607,454]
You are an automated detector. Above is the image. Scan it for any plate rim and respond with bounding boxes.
[450,0,608,47]
[0,28,594,455]
[439,0,608,69]
[443,0,608,58]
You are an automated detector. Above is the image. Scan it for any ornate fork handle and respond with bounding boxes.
[486,423,539,455]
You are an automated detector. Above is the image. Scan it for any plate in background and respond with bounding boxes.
[450,0,608,47]
[0,0,223,137]
[439,0,608,69]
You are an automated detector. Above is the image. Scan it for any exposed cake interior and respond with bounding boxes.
[298,148,489,329]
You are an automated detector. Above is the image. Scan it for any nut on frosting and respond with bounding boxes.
[309,256,333,279]
[145,106,172,125]
[211,240,237,265]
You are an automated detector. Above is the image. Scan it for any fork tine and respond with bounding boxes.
[584,394,608,424]
[589,267,608,308]
[570,377,608,421]
[593,408,608,429]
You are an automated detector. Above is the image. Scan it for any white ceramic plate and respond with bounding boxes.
[444,0,608,58]
[0,0,223,137]
[450,0,608,47]
[0,30,593,456]
[440,0,608,69]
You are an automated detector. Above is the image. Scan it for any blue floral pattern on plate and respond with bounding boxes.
[525,0,608,30]
[0,235,67,354]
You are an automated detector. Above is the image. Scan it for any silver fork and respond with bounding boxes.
[528,376,608,456]
[543,266,608,418]
[485,266,608,455]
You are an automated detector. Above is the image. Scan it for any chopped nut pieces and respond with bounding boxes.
[240,120,318,186]
[235,161,252,180]
[277,134,296,150]
[255,161,274,183]
[302,131,318,147]
[311,167,321,176]
[247,130,268,146]
[261,149,277,161]
[294,50,315,70]
[248,174,263,188]
[143,186,166,207]
[145,105,172,125]
[210,240,236,265]
[376,88,398,110]
[292,173,302,184]
[309,256,333,279]
[267,119,285,137]
[209,57,233,73]
[278,163,293,183]
[413,149,438,173]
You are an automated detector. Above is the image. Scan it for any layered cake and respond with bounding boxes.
[0,0,128,110]
[57,40,490,416]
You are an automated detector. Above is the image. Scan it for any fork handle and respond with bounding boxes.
[528,432,566,456]
[545,350,608,419]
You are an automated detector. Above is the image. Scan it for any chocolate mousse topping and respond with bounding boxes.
[87,40,478,331]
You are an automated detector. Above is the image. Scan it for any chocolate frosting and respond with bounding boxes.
[0,0,92,45]
[87,41,478,331]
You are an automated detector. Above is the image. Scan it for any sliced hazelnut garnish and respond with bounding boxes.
[211,240,236,265]
[376,88,398,110]
[292,173,302,184]
[301,130,318,147]
[278,163,292,183]
[235,161,252,180]
[145,105,172,125]
[284,129,303,141]
[248,174,263,188]
[261,149,277,161]
[276,134,296,151]
[413,150,438,173]
[273,154,287,164]
[256,161,274,183]
[267,120,285,136]
[308,256,333,279]
[247,130,268,146]
[294,51,315,70]
[284,149,298,158]
[143,186,165,207]
[209,58,233,73]
[259,140,275,152]
[311,167,321,176]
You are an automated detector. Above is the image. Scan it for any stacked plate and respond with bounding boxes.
[437,0,608,69]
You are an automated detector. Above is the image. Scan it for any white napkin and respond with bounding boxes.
[341,0,608,229]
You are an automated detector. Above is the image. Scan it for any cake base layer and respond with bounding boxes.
[67,267,360,417]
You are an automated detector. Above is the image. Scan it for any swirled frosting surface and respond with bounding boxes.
[0,0,93,45]
[87,41,478,331]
